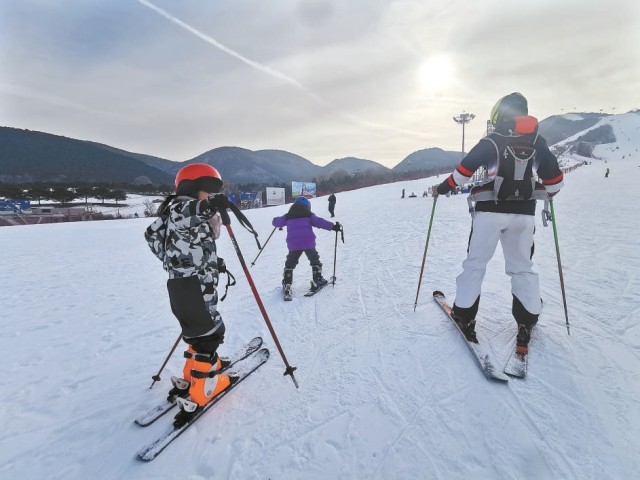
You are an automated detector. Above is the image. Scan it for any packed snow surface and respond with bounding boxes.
[1,114,639,479]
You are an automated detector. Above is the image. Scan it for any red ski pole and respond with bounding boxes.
[219,206,299,388]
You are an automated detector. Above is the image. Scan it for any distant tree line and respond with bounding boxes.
[1,166,454,210]
[0,181,173,206]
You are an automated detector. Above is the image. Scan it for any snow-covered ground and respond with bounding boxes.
[1,114,639,479]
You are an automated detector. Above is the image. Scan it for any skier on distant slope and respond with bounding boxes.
[432,93,564,350]
[272,196,340,299]
[144,163,235,427]
[328,193,337,217]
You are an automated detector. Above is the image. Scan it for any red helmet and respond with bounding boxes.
[174,163,223,196]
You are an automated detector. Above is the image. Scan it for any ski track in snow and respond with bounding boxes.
[1,114,640,478]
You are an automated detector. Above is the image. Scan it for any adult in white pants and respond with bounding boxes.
[433,92,564,348]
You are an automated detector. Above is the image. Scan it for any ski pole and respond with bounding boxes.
[549,198,570,335]
[219,206,299,388]
[250,226,279,267]
[330,225,345,286]
[149,333,183,389]
[414,197,438,311]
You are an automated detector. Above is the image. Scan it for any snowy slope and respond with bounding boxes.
[1,115,639,479]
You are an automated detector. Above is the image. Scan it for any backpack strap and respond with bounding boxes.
[216,257,236,302]
[225,203,263,250]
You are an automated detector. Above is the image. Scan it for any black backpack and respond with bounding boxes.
[474,115,546,202]
[492,134,537,201]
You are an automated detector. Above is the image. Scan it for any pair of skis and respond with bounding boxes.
[134,337,269,462]
[432,291,527,381]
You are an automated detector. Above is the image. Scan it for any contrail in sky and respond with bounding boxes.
[137,0,429,138]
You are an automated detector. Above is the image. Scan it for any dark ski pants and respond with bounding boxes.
[328,204,335,217]
[167,275,225,355]
[285,248,322,270]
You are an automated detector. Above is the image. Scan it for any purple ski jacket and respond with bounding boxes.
[272,213,334,251]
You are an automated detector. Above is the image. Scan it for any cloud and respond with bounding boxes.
[136,0,431,139]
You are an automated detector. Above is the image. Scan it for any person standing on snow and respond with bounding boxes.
[432,92,564,350]
[144,163,235,427]
[328,193,337,217]
[272,196,340,297]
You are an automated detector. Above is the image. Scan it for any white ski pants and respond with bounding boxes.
[454,212,542,315]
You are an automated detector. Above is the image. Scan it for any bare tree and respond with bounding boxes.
[144,199,158,217]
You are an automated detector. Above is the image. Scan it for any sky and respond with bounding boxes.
[1,0,639,168]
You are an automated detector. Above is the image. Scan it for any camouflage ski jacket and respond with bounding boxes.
[145,197,220,280]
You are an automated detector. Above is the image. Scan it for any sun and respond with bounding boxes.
[418,55,454,92]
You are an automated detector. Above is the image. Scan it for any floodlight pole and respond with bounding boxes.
[452,112,476,158]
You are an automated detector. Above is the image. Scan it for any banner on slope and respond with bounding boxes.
[292,182,316,199]
[240,192,263,209]
[266,187,285,206]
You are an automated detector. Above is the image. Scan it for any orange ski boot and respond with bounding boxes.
[174,353,235,427]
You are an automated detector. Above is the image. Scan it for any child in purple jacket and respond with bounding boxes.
[272,197,340,296]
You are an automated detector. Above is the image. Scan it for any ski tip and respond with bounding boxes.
[432,290,445,298]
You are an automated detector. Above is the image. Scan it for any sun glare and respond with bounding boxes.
[418,55,454,92]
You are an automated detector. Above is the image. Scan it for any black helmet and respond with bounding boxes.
[490,93,528,131]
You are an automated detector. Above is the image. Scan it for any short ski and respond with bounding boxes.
[134,337,263,427]
[432,291,509,382]
[304,281,329,297]
[136,348,270,462]
[504,345,528,378]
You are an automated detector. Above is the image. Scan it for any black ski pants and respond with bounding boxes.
[285,248,322,270]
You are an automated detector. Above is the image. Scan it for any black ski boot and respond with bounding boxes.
[452,313,478,343]
[311,266,328,291]
[451,301,479,343]
[516,324,532,349]
[283,268,293,300]
[512,295,538,351]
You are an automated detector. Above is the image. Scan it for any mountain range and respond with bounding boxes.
[0,111,632,185]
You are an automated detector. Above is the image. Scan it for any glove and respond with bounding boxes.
[332,222,341,232]
[431,187,440,199]
[207,194,230,211]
